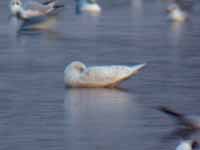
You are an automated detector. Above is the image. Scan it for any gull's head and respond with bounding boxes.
[65,61,86,76]
[10,0,23,16]
[64,61,87,86]
[68,61,86,72]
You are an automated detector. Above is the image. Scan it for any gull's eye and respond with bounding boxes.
[16,2,20,5]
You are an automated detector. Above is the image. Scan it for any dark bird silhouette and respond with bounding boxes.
[157,106,200,130]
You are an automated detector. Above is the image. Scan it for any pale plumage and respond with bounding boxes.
[64,61,146,88]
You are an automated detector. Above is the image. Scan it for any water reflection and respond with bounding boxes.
[162,128,199,142]
[71,14,100,38]
[169,21,187,46]
[131,0,143,14]
[65,88,140,119]
[9,16,59,34]
[8,17,22,35]
[65,88,143,149]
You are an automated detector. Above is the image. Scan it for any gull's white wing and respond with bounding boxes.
[78,64,145,87]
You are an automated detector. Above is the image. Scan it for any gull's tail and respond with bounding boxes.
[131,63,146,72]
[157,106,184,119]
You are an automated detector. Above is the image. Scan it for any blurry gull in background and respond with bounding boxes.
[157,106,200,130]
[9,0,64,31]
[10,0,64,19]
[165,0,194,22]
[166,3,188,22]
[75,0,101,16]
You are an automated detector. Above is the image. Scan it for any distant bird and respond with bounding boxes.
[75,0,101,15]
[166,3,188,22]
[157,106,200,130]
[10,0,64,20]
[64,61,146,88]
[176,140,199,150]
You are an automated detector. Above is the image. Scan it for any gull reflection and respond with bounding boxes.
[9,15,59,34]
[131,0,143,15]
[169,21,186,46]
[65,88,140,118]
[8,16,22,35]
[65,88,142,149]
